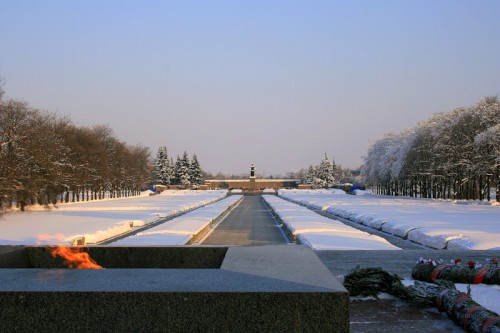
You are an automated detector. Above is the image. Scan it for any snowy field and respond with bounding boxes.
[0,190,228,245]
[455,283,500,314]
[399,279,500,315]
[112,195,242,245]
[278,190,500,250]
[263,195,400,250]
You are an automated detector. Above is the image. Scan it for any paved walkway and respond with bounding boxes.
[202,196,290,245]
[316,249,500,277]
[204,195,500,332]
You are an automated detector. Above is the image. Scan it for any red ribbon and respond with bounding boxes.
[463,306,484,330]
[436,289,451,312]
[473,266,490,284]
[431,264,450,282]
[481,316,500,333]
[453,294,471,307]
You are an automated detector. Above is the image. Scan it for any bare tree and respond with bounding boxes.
[0,76,5,100]
[1,100,154,211]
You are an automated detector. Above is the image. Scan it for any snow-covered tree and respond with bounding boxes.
[189,154,202,186]
[304,154,337,188]
[179,151,191,186]
[361,96,500,201]
[1,98,152,211]
[0,76,5,101]
[475,124,500,168]
[317,153,335,187]
[155,146,173,185]
[306,165,316,185]
[173,155,182,185]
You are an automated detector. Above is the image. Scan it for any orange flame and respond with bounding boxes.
[50,246,103,269]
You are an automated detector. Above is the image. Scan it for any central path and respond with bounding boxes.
[202,195,290,245]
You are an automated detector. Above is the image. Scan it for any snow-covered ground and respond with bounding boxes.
[278,190,500,250]
[455,283,500,314]
[399,279,500,315]
[262,195,400,250]
[0,190,228,245]
[2,188,499,250]
[111,195,242,245]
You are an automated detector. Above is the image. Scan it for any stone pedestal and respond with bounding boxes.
[0,245,349,332]
[250,176,256,190]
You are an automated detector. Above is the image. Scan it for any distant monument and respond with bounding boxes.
[250,164,256,190]
[204,163,299,191]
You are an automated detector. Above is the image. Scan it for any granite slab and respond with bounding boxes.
[0,245,349,332]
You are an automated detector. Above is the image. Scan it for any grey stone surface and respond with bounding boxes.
[350,299,462,333]
[1,292,346,333]
[0,245,228,268]
[0,245,29,267]
[317,249,500,333]
[202,195,290,245]
[0,268,338,292]
[0,245,349,332]
[223,245,346,291]
[316,249,500,277]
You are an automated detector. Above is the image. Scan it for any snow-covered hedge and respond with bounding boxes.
[278,189,500,250]
[263,195,399,250]
[0,190,228,245]
[112,195,242,245]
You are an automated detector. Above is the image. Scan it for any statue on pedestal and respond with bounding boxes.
[250,164,255,178]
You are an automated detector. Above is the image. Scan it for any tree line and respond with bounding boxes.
[305,153,337,187]
[154,147,203,187]
[361,97,500,202]
[283,163,360,186]
[1,98,151,211]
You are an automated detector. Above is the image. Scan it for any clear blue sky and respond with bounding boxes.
[1,1,499,175]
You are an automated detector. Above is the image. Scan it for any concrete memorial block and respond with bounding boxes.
[0,245,349,332]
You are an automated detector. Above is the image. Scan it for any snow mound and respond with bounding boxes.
[263,195,400,250]
[113,233,191,245]
[0,190,229,245]
[297,232,400,250]
[110,195,242,245]
[407,228,463,249]
[278,189,500,250]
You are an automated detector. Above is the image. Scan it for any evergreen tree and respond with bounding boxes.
[166,157,174,184]
[306,165,316,184]
[189,154,202,186]
[155,146,171,185]
[179,151,191,186]
[318,153,335,187]
[331,155,337,181]
[173,155,182,185]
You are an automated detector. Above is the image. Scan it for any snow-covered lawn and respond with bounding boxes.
[112,195,242,245]
[455,283,500,315]
[0,190,228,245]
[399,279,500,315]
[262,195,400,250]
[278,190,500,250]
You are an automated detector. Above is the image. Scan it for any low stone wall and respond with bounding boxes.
[205,179,299,190]
[0,245,349,332]
[0,246,227,269]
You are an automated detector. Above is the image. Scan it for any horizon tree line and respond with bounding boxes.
[361,96,500,202]
[1,92,151,211]
[155,147,203,187]
[305,153,337,188]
